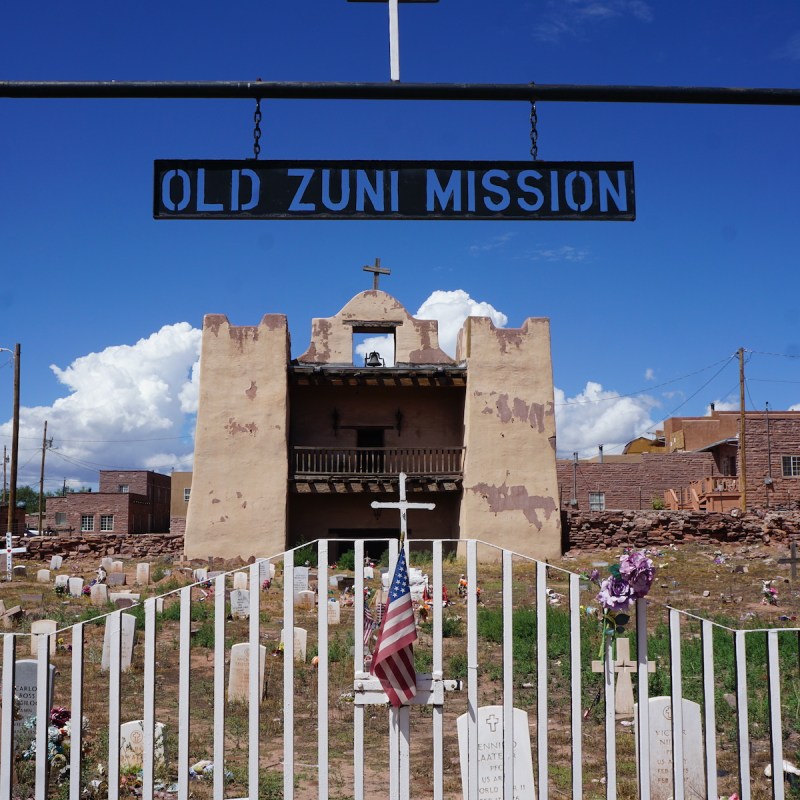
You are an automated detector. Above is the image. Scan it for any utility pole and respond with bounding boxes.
[38,420,52,535]
[739,347,747,512]
[5,344,20,536]
[2,445,7,504]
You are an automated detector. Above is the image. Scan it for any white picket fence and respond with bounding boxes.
[1,538,798,800]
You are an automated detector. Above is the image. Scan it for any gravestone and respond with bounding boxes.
[68,577,84,597]
[364,565,374,580]
[107,572,127,586]
[635,697,704,800]
[591,637,655,718]
[457,705,536,799]
[230,588,250,619]
[233,571,248,590]
[293,567,309,600]
[258,560,274,584]
[54,575,69,590]
[327,599,341,625]
[100,557,114,571]
[135,563,150,585]
[111,561,124,573]
[119,719,166,770]
[280,627,308,662]
[1,605,23,629]
[91,583,110,606]
[193,567,208,583]
[296,589,315,609]
[36,569,51,584]
[20,593,43,605]
[101,612,137,672]
[30,619,58,656]
[50,555,63,571]
[408,568,428,601]
[109,592,140,605]
[14,659,56,734]
[227,643,267,703]
[13,565,27,579]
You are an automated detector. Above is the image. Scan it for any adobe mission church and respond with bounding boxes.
[184,272,561,561]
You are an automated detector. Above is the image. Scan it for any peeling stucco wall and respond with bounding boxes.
[184,313,290,559]
[459,316,561,559]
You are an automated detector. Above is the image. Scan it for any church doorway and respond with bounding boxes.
[327,528,398,562]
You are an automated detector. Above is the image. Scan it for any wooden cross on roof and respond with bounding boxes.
[363,257,391,290]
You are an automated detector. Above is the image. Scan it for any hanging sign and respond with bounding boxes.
[153,160,635,221]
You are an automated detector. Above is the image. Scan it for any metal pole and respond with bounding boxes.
[739,347,747,513]
[38,420,48,536]
[6,344,20,536]
[1,81,800,105]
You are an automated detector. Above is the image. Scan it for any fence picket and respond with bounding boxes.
[69,623,84,800]
[669,608,685,800]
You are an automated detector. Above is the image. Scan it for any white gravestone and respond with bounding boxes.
[91,583,110,606]
[280,627,308,662]
[68,577,84,597]
[14,659,56,734]
[230,588,250,619]
[227,643,267,703]
[54,574,69,590]
[135,563,150,585]
[364,565,374,580]
[457,705,536,800]
[327,599,341,625]
[101,612,137,672]
[591,637,655,718]
[193,567,208,583]
[50,555,63,571]
[258,561,275,584]
[635,697,705,800]
[30,619,58,656]
[296,589,315,609]
[100,557,114,571]
[36,569,51,584]
[111,561,124,573]
[233,571,248,590]
[293,567,309,600]
[119,720,165,770]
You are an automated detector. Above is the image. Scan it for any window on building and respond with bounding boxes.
[55,512,67,525]
[119,484,129,493]
[183,487,191,502]
[81,515,94,532]
[588,492,606,511]
[100,515,114,531]
[782,456,800,477]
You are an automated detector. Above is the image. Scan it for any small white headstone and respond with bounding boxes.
[296,589,315,609]
[364,565,374,580]
[233,571,248,591]
[101,612,137,672]
[230,588,250,619]
[111,561,124,573]
[193,567,208,583]
[457,706,535,800]
[293,567,309,599]
[91,583,110,606]
[227,643,267,703]
[327,599,341,625]
[36,569,51,584]
[119,720,165,770]
[635,697,704,800]
[68,577,84,597]
[49,555,63,571]
[135,563,150,585]
[408,568,428,601]
[30,619,58,656]
[101,557,114,571]
[54,575,69,590]
[280,627,308,662]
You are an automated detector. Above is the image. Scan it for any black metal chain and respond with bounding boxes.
[529,82,539,161]
[253,98,262,160]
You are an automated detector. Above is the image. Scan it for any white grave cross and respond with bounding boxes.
[370,471,435,542]
[592,637,655,717]
[5,531,27,581]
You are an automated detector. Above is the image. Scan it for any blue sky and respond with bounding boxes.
[1,0,799,491]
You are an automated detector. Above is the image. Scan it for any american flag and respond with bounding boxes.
[370,548,417,707]
[363,607,378,647]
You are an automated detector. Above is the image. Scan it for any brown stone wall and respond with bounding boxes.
[563,508,800,550]
[556,452,717,510]
[23,533,184,560]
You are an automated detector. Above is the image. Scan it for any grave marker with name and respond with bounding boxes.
[101,612,137,672]
[30,619,58,656]
[230,588,250,619]
[293,567,309,600]
[36,569,51,583]
[327,599,341,625]
[136,563,150,585]
[119,719,166,770]
[50,555,63,571]
[91,583,110,606]
[68,577,84,597]
[14,659,55,735]
[227,643,267,703]
[233,571,248,591]
[280,627,308,662]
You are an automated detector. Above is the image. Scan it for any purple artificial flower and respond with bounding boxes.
[618,551,656,599]
[597,575,635,612]
[589,569,601,585]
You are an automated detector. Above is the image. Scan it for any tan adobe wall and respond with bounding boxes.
[296,290,455,366]
[184,313,290,560]
[556,452,717,510]
[170,472,192,517]
[457,316,561,559]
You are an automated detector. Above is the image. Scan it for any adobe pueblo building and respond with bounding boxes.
[184,289,561,561]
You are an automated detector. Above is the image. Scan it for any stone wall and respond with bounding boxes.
[563,508,800,551]
[23,533,184,561]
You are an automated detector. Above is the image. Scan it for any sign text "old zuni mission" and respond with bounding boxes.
[154,160,635,221]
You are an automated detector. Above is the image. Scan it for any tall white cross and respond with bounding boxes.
[5,531,27,581]
[348,0,439,82]
[371,472,435,543]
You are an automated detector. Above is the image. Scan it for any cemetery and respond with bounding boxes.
[0,533,799,800]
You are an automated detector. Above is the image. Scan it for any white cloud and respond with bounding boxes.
[774,32,800,61]
[706,399,738,414]
[521,245,588,263]
[644,368,655,381]
[468,232,516,256]
[554,381,659,457]
[416,290,508,357]
[535,0,653,42]
[1,323,201,489]
[354,335,395,367]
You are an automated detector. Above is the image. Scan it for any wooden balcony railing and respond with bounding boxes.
[291,446,465,477]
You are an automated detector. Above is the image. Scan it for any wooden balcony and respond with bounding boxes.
[291,446,465,478]
[664,476,740,511]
